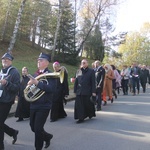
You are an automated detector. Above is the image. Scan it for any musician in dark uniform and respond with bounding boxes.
[74,59,96,123]
[27,52,56,150]
[15,67,30,122]
[0,52,20,150]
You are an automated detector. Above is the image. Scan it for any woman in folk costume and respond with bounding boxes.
[102,64,114,105]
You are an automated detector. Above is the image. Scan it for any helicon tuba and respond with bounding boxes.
[24,69,64,102]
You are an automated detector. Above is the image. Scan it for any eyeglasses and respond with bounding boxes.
[81,62,86,64]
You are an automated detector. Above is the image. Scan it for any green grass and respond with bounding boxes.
[0,40,81,89]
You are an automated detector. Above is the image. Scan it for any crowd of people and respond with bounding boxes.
[72,59,150,124]
[0,52,69,150]
[0,52,149,150]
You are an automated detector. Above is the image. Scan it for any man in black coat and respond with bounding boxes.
[140,65,149,93]
[0,52,20,150]
[130,62,141,95]
[15,67,30,122]
[74,59,96,123]
[94,60,105,111]
[50,62,69,122]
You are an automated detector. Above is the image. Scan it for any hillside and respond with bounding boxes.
[0,41,79,88]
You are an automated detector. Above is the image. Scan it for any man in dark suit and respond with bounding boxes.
[74,59,96,123]
[130,62,141,95]
[140,65,149,93]
[94,60,105,111]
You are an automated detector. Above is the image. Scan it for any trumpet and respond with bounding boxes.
[24,69,64,102]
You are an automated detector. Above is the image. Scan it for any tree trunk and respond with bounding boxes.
[31,17,38,48]
[51,0,62,62]
[1,0,13,41]
[8,0,27,52]
[77,5,101,55]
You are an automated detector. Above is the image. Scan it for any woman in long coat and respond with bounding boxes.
[102,64,114,105]
[74,59,96,123]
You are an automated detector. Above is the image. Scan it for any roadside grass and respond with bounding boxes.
[0,40,87,89]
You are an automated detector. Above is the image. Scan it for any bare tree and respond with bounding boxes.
[8,0,27,52]
[77,0,119,54]
[51,0,62,62]
[1,0,13,41]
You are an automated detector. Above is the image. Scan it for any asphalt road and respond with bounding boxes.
[4,86,150,150]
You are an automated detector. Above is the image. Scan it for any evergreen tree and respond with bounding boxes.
[56,0,76,62]
[92,24,104,61]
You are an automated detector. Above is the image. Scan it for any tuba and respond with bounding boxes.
[24,69,64,102]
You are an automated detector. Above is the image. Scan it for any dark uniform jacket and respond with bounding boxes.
[0,66,20,103]
[30,68,56,110]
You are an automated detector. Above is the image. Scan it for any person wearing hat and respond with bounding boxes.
[0,52,20,150]
[27,52,56,150]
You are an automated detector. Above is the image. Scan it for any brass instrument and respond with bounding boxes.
[24,69,64,102]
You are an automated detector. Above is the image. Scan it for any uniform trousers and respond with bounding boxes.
[30,109,52,150]
[0,102,16,149]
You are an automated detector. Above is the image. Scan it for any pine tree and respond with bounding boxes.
[56,0,76,62]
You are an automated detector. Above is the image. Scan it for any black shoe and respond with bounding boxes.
[97,107,101,111]
[12,130,19,144]
[103,101,107,106]
[111,98,114,103]
[76,119,84,124]
[50,119,57,122]
[16,118,24,122]
[44,134,53,148]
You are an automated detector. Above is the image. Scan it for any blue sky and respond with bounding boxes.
[115,0,150,33]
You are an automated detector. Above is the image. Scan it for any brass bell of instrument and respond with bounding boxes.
[24,69,64,102]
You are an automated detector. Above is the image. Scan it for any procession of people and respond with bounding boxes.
[0,52,149,150]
